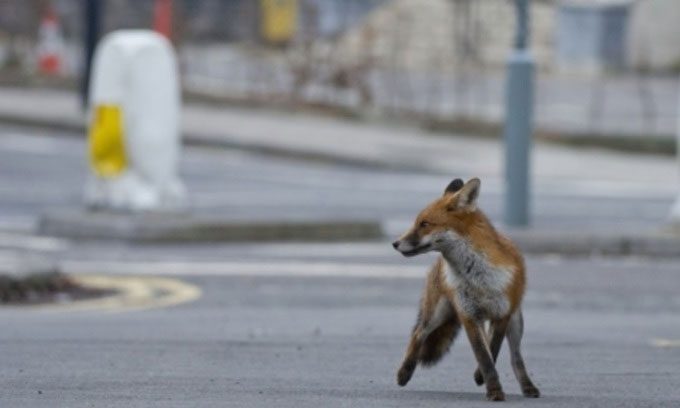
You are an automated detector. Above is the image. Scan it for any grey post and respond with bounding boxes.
[81,0,103,110]
[503,0,534,227]
[670,75,680,225]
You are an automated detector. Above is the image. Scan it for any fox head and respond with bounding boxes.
[392,177,481,257]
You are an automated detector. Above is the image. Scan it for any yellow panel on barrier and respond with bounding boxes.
[88,104,128,177]
[261,0,297,44]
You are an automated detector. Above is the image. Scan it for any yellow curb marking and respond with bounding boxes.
[11,274,201,313]
[650,338,680,348]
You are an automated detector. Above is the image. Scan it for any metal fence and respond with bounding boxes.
[0,0,678,142]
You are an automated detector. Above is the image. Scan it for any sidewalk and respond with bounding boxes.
[1,86,679,256]
[0,86,676,180]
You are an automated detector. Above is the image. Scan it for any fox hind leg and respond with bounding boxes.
[397,297,459,386]
[507,310,540,398]
[397,325,421,386]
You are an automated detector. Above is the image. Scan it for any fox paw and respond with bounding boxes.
[397,361,416,387]
[486,388,506,402]
[522,385,540,398]
[473,368,484,386]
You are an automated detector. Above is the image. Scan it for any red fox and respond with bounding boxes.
[391,178,540,401]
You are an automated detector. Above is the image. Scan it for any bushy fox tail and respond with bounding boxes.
[418,313,461,366]
[397,309,461,387]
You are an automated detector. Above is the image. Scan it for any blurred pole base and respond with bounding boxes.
[672,71,680,226]
[669,198,680,227]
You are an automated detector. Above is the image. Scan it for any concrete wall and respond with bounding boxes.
[556,2,630,73]
[332,0,556,72]
[628,0,680,71]
[331,0,680,73]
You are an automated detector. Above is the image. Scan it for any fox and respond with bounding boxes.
[391,177,540,401]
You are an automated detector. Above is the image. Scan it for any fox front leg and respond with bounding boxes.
[461,317,505,401]
[474,317,509,386]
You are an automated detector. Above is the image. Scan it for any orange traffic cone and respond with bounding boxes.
[153,0,173,40]
[37,7,65,75]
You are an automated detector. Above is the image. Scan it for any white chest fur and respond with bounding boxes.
[440,238,513,321]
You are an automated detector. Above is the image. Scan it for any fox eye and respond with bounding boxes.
[419,221,430,228]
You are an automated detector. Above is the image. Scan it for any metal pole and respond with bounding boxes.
[669,78,680,226]
[81,0,102,110]
[503,0,534,227]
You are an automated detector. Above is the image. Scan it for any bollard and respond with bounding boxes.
[503,0,534,227]
[84,30,185,211]
[503,50,534,227]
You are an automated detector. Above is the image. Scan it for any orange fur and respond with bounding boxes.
[394,178,539,401]
[399,183,526,318]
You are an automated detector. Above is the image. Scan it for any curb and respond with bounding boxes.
[0,270,72,304]
[0,250,69,303]
[425,117,676,156]
[0,112,84,134]
[507,228,680,258]
[185,131,430,173]
[185,87,678,157]
[38,210,384,243]
[0,112,413,172]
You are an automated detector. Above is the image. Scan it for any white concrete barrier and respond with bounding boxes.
[85,30,185,211]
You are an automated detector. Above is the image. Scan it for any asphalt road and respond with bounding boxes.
[1,124,680,407]
[1,249,680,408]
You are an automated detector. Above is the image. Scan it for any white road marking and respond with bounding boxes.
[4,275,202,313]
[0,216,35,233]
[211,242,396,258]
[650,338,680,348]
[60,259,426,279]
[0,232,70,252]
[0,133,80,155]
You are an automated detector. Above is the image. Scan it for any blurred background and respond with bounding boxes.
[1,1,680,407]
[1,0,679,141]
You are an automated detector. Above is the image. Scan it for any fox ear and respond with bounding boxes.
[448,178,480,210]
[443,178,464,196]
[459,178,481,208]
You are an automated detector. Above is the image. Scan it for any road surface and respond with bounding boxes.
[1,124,679,407]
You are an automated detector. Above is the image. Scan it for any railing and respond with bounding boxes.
[0,0,677,145]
